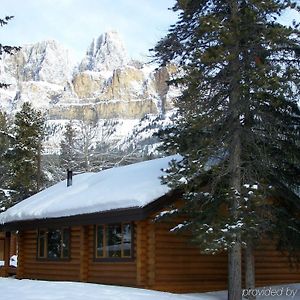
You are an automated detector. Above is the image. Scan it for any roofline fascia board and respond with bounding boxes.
[0,190,180,231]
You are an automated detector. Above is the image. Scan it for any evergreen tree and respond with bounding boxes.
[0,111,15,209]
[60,121,79,172]
[9,102,45,202]
[0,111,10,179]
[0,16,20,88]
[153,1,300,299]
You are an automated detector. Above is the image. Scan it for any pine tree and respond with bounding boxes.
[60,121,79,172]
[0,111,10,178]
[0,110,15,209]
[9,102,45,203]
[153,1,300,299]
[0,16,21,88]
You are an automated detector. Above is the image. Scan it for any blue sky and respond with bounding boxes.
[1,0,178,62]
[1,1,299,63]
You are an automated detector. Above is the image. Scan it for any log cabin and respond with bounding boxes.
[0,155,299,292]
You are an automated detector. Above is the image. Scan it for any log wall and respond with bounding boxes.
[86,225,137,287]
[14,218,300,293]
[139,216,300,293]
[255,243,300,287]
[139,218,228,292]
[18,227,81,281]
[17,225,138,287]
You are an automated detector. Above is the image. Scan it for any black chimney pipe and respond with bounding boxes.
[67,169,73,187]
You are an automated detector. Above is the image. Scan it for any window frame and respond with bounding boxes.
[94,223,134,262]
[37,228,71,261]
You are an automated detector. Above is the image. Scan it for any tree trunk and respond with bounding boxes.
[227,1,242,299]
[228,129,242,300]
[245,241,256,300]
[228,242,242,300]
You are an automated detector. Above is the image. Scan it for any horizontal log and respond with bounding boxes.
[156,268,228,276]
[155,263,228,272]
[256,280,300,287]
[155,240,198,248]
[255,253,290,258]
[23,273,79,281]
[88,272,136,280]
[89,264,136,271]
[254,263,297,270]
[256,272,300,278]
[25,262,79,269]
[152,283,226,293]
[88,273,137,280]
[89,265,136,273]
[25,269,80,277]
[23,253,81,261]
[156,256,227,264]
[23,259,80,266]
[155,249,226,258]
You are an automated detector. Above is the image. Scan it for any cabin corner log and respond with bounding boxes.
[135,221,143,286]
[2,232,11,277]
[0,234,4,261]
[79,226,89,282]
[147,219,156,287]
[136,220,149,287]
[16,231,25,279]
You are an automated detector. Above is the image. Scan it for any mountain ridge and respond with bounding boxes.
[0,31,177,155]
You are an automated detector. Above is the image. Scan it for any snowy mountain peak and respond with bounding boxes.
[0,39,72,85]
[25,40,73,83]
[79,31,128,72]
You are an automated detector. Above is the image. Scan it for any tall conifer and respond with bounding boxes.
[153,1,300,299]
[60,121,79,172]
[0,111,14,209]
[0,16,20,88]
[9,102,45,202]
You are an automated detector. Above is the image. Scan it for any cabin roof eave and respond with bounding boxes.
[0,190,179,231]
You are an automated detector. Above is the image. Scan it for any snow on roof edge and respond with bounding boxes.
[0,155,182,224]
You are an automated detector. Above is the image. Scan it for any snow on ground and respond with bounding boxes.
[0,278,299,300]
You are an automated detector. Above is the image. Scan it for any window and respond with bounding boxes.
[95,223,132,259]
[37,228,70,260]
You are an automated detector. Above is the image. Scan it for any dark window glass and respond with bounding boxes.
[37,228,70,260]
[95,223,133,259]
[96,225,104,257]
[106,224,122,258]
[122,223,132,257]
[62,228,70,258]
[47,229,62,259]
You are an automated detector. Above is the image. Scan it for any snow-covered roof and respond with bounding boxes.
[0,155,180,224]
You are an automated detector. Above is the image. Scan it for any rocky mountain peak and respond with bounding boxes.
[1,39,72,85]
[79,31,128,73]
